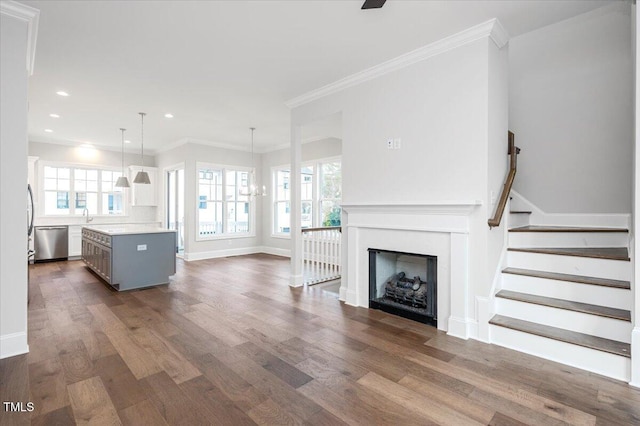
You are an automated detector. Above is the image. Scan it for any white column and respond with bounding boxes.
[290,125,303,287]
[0,1,39,359]
[447,232,471,339]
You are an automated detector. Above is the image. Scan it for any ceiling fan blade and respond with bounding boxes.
[362,0,386,10]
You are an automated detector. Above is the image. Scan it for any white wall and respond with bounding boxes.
[260,137,342,254]
[510,4,633,214]
[631,0,640,389]
[1,8,32,358]
[155,142,260,260]
[290,28,509,334]
[28,141,157,225]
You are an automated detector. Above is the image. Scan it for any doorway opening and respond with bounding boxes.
[166,167,184,256]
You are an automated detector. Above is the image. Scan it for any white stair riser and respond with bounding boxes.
[490,325,630,382]
[507,251,631,281]
[495,298,631,343]
[508,214,531,229]
[508,232,628,248]
[501,274,631,310]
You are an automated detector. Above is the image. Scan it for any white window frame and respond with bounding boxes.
[38,161,128,218]
[271,156,341,238]
[195,162,256,241]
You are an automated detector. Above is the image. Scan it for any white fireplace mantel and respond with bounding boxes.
[341,202,481,340]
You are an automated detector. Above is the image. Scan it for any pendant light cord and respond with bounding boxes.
[120,128,126,175]
[139,112,146,170]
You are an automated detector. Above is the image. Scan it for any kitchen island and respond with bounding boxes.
[82,225,176,291]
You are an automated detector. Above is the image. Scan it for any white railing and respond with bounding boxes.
[198,221,248,237]
[302,226,342,285]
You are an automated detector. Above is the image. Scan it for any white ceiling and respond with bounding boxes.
[25,0,612,153]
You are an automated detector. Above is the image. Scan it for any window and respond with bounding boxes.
[272,158,341,235]
[274,170,291,233]
[42,165,125,216]
[197,164,252,239]
[320,161,342,226]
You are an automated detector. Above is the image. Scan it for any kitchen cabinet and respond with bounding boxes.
[82,225,176,290]
[68,225,82,257]
[129,166,158,206]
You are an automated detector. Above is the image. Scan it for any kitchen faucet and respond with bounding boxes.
[82,207,93,223]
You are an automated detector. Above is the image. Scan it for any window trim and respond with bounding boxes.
[270,155,341,238]
[195,162,256,241]
[38,161,128,218]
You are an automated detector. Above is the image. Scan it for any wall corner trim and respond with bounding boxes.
[285,18,509,109]
[488,18,510,49]
[1,1,40,75]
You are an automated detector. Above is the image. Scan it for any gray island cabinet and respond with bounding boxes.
[82,225,176,291]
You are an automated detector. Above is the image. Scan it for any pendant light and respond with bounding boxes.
[115,128,130,188]
[133,112,151,184]
[240,127,266,197]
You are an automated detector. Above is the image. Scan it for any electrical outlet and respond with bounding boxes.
[137,244,147,251]
[393,138,402,149]
[490,191,496,204]
[387,139,394,149]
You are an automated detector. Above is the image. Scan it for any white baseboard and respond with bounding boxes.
[258,246,291,258]
[0,332,29,359]
[476,296,492,343]
[183,247,261,261]
[447,316,474,340]
[339,285,347,302]
[183,246,291,261]
[290,273,303,287]
[630,327,640,388]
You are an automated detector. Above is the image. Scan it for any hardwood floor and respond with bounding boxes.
[2,254,639,425]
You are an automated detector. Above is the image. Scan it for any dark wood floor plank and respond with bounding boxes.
[118,400,169,426]
[93,354,148,411]
[194,352,268,413]
[398,374,495,424]
[1,256,636,426]
[57,339,95,385]
[0,354,31,426]
[139,371,213,426]
[28,357,69,417]
[30,405,75,426]
[66,376,122,425]
[179,375,258,426]
[235,341,313,389]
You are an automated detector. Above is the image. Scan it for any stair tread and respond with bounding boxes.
[502,267,630,289]
[508,247,629,261]
[489,315,630,358]
[509,225,628,233]
[496,290,630,321]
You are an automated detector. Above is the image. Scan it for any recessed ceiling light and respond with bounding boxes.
[164,113,174,118]
[49,113,60,118]
[44,129,53,133]
[56,91,69,97]
[124,140,131,144]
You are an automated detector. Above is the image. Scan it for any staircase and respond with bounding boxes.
[489,214,632,381]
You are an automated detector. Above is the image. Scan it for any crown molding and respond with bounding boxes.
[1,1,40,75]
[154,137,255,155]
[285,18,509,109]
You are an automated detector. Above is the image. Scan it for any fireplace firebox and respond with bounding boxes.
[368,249,437,326]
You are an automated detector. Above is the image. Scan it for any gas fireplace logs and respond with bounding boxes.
[384,272,428,308]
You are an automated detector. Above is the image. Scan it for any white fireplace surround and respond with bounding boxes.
[340,202,481,339]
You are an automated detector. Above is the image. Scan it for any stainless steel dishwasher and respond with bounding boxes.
[34,226,68,262]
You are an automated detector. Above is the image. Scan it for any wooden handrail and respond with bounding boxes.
[301,226,342,233]
[488,131,520,229]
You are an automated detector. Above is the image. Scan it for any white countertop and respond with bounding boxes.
[83,224,176,236]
